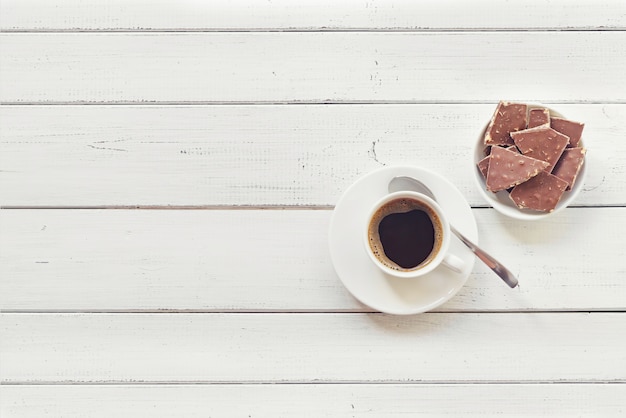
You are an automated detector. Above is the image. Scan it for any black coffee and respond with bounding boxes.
[368,198,442,271]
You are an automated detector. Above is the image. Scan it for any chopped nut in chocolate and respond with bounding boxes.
[551,117,584,148]
[477,145,519,179]
[509,171,569,212]
[511,126,569,172]
[485,146,549,192]
[484,101,528,146]
[552,147,586,190]
[477,155,490,178]
[528,108,550,128]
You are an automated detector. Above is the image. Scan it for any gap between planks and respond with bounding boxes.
[4,380,626,386]
[2,28,625,33]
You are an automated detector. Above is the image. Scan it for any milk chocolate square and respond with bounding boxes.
[485,146,549,192]
[484,101,528,146]
[551,117,584,148]
[510,171,569,212]
[552,147,586,190]
[528,108,550,128]
[477,145,519,178]
[511,126,569,172]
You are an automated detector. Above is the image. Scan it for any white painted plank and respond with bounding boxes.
[2,32,625,103]
[1,0,624,31]
[0,104,619,207]
[1,208,624,312]
[1,313,625,383]
[3,384,625,417]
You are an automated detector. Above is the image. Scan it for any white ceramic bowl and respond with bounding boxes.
[473,104,587,220]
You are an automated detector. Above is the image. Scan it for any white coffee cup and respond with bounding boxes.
[364,191,465,278]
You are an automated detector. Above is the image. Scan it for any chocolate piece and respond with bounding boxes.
[510,171,569,212]
[511,126,569,172]
[477,155,490,178]
[551,117,584,148]
[552,147,586,190]
[528,108,550,128]
[485,146,549,192]
[484,101,528,146]
[477,145,519,178]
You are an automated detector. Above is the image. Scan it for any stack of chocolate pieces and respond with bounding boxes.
[478,101,586,212]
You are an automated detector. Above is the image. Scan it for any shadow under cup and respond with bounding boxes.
[365,192,450,278]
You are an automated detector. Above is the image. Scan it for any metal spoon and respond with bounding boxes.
[388,176,519,288]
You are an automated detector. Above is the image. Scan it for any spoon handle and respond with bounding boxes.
[450,225,519,288]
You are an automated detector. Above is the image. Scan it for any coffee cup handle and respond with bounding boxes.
[442,253,465,273]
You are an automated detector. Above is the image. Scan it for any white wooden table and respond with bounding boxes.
[2,1,626,416]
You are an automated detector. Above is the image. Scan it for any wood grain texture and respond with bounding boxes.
[2,32,626,103]
[2,208,625,312]
[3,384,625,417]
[0,104,619,207]
[2,2,625,414]
[1,0,625,31]
[2,312,625,383]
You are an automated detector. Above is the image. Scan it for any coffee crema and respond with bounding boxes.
[367,198,443,271]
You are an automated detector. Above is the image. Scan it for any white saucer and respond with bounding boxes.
[328,166,477,315]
